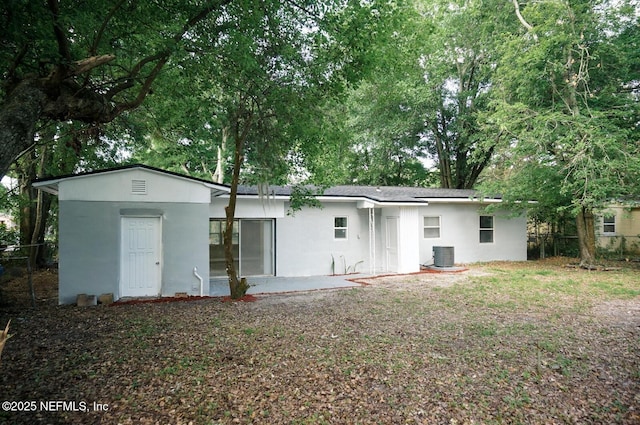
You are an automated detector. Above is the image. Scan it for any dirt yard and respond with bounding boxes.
[0,258,638,424]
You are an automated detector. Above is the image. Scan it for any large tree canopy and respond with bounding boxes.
[0,0,382,179]
[0,0,235,177]
[482,0,640,265]
[324,0,521,189]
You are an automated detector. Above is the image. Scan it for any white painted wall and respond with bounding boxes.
[275,202,371,276]
[209,197,285,219]
[59,168,211,203]
[57,200,210,304]
[272,200,526,277]
[53,168,212,304]
[417,203,527,264]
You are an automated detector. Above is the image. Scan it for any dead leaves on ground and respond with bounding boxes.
[0,261,638,424]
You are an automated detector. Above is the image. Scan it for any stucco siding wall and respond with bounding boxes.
[58,201,209,304]
[59,168,210,203]
[418,204,527,264]
[160,203,210,296]
[487,210,528,261]
[209,197,285,219]
[275,202,370,276]
[597,206,640,254]
[59,201,119,304]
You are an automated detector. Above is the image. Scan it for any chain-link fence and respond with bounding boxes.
[0,243,58,308]
[527,233,579,259]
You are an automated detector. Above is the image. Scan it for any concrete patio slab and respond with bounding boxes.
[210,274,367,296]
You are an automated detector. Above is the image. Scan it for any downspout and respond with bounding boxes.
[369,207,376,275]
[193,267,204,297]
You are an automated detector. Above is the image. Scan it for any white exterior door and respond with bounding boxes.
[120,217,161,297]
[386,216,399,272]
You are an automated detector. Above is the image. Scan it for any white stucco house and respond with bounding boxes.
[34,164,527,304]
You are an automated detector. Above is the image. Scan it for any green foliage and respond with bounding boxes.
[0,222,18,246]
[287,185,324,216]
[326,2,435,187]
[1,0,399,184]
[123,1,400,189]
[320,0,521,189]
[339,79,435,186]
[1,0,213,104]
[481,0,640,221]
[0,184,16,216]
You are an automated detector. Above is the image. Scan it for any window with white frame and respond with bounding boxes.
[603,215,616,234]
[479,215,494,243]
[334,217,348,239]
[423,216,441,238]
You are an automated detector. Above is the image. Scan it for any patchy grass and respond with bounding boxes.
[0,258,638,424]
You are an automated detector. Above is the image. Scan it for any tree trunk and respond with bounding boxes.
[29,191,52,267]
[28,146,53,267]
[16,144,53,267]
[212,127,228,184]
[433,116,452,188]
[18,151,37,253]
[0,81,47,179]
[0,320,10,367]
[576,206,596,267]
[224,120,250,300]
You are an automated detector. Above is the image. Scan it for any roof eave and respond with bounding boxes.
[317,196,430,206]
[422,198,503,204]
[32,180,60,195]
[232,194,291,201]
[32,164,231,196]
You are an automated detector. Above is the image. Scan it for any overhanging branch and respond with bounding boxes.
[47,0,72,63]
[512,0,534,32]
[71,55,116,76]
[106,0,235,116]
[89,0,128,56]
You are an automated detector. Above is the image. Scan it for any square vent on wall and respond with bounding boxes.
[131,179,147,195]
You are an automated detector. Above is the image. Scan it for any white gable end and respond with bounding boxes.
[58,168,211,203]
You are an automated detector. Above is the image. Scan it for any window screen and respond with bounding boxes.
[479,215,494,243]
[603,215,615,233]
[334,217,348,239]
[423,216,441,238]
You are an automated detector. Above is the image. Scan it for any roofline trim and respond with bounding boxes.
[420,197,502,203]
[33,164,231,194]
[226,193,432,206]
[213,193,503,205]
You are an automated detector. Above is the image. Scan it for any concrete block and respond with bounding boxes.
[98,293,114,305]
[76,294,97,307]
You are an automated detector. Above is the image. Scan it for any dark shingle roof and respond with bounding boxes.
[34,163,219,186]
[34,164,498,203]
[237,184,498,203]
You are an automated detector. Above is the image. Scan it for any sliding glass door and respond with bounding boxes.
[240,220,274,276]
[209,220,238,277]
[209,219,274,277]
